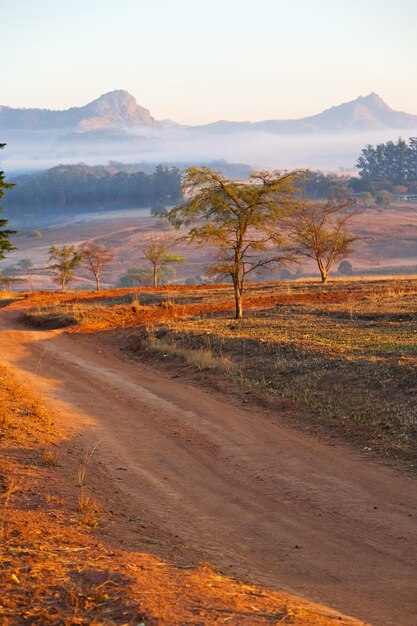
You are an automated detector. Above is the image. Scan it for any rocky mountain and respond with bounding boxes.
[195,93,417,134]
[2,91,417,135]
[300,93,417,132]
[0,90,157,131]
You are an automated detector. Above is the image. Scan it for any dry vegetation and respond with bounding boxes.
[19,276,417,466]
[143,280,417,465]
[0,363,365,625]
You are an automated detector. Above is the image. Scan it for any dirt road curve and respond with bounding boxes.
[1,310,416,626]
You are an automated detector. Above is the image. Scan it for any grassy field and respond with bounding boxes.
[18,277,417,465]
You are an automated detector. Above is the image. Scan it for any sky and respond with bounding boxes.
[2,0,417,124]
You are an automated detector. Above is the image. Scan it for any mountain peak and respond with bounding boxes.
[78,90,157,129]
[356,92,391,111]
[92,89,138,106]
[297,92,414,132]
[0,90,158,131]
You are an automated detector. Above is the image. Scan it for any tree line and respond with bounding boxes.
[4,163,182,215]
[355,137,417,190]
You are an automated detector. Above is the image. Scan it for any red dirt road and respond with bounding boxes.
[1,309,416,626]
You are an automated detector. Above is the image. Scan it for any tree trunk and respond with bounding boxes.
[317,258,328,284]
[153,264,158,288]
[320,269,328,284]
[233,282,243,320]
[95,276,100,291]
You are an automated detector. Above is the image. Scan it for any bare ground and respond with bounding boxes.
[1,308,417,626]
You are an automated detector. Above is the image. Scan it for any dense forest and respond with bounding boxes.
[355,137,417,190]
[4,163,182,216]
[303,137,417,202]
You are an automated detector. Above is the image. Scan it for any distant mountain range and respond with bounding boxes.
[1,91,417,172]
[195,93,417,134]
[2,90,417,133]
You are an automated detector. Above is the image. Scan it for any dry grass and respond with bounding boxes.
[20,279,417,463]
[41,447,58,467]
[0,365,146,624]
[0,366,52,443]
[135,279,417,466]
[78,489,102,528]
[77,442,100,487]
[146,334,234,373]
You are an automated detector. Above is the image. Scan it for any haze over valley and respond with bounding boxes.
[2,90,417,172]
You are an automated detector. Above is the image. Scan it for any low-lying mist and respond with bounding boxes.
[2,126,417,174]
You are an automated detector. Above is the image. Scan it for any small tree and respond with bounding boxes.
[167,166,302,319]
[117,265,175,288]
[338,259,354,276]
[17,259,34,270]
[48,245,83,290]
[81,241,114,291]
[0,275,24,291]
[359,192,374,207]
[142,237,183,288]
[375,190,393,208]
[0,144,16,260]
[287,199,360,284]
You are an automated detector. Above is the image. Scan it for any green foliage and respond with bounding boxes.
[117,265,175,287]
[151,165,182,207]
[299,170,354,199]
[5,163,182,216]
[356,137,417,185]
[142,237,183,287]
[0,144,16,260]
[375,190,393,208]
[338,259,354,276]
[47,245,83,290]
[359,192,374,207]
[168,166,302,318]
[17,259,34,270]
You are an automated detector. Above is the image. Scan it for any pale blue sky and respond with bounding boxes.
[3,0,417,123]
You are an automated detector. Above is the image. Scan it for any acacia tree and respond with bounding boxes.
[142,237,183,288]
[48,245,83,290]
[286,199,360,284]
[0,144,16,261]
[82,241,114,291]
[167,167,302,319]
[117,265,176,287]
